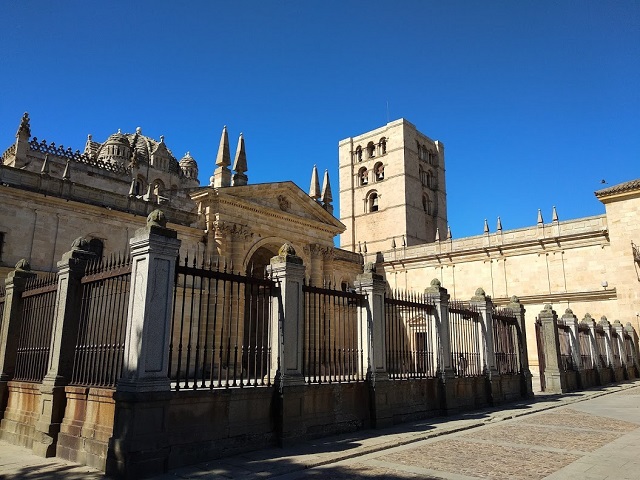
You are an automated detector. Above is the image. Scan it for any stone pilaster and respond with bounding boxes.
[425,278,452,412]
[561,308,582,389]
[355,263,390,428]
[537,304,567,393]
[0,260,36,416]
[612,320,627,380]
[33,239,96,457]
[506,296,533,398]
[624,323,640,372]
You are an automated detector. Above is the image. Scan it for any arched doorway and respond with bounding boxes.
[242,243,281,378]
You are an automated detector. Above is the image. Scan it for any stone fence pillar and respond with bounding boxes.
[599,317,614,370]
[0,260,36,417]
[470,288,498,405]
[425,278,452,412]
[107,210,180,478]
[266,244,306,387]
[33,239,96,457]
[625,323,640,372]
[355,263,389,428]
[537,304,567,393]
[506,296,533,398]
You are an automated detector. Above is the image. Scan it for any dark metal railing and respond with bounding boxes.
[169,255,276,390]
[595,328,609,367]
[385,290,436,379]
[557,324,574,372]
[70,255,131,388]
[14,273,58,382]
[492,307,520,375]
[578,325,593,370]
[0,283,6,332]
[302,281,365,383]
[449,301,482,377]
[624,334,634,366]
[611,330,622,368]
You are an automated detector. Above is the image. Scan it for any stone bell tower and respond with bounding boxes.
[338,118,447,254]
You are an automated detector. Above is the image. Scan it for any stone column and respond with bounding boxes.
[470,288,498,405]
[266,244,306,387]
[424,278,452,412]
[599,316,615,378]
[33,239,96,457]
[506,296,533,398]
[0,260,36,416]
[537,304,567,393]
[107,210,180,478]
[355,263,390,428]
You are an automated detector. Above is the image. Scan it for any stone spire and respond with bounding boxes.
[309,165,320,200]
[232,133,248,186]
[483,218,489,234]
[16,112,31,138]
[552,206,558,222]
[447,226,452,240]
[211,126,231,188]
[537,208,544,225]
[434,227,440,242]
[321,169,333,214]
[497,216,503,232]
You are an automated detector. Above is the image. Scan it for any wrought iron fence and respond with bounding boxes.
[623,333,635,366]
[384,290,437,379]
[448,301,482,377]
[302,281,365,383]
[578,325,593,370]
[70,255,131,388]
[595,328,609,367]
[0,283,5,331]
[611,330,622,368]
[557,324,574,372]
[14,273,58,382]
[169,255,276,390]
[492,307,520,375]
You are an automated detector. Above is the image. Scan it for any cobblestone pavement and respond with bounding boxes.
[0,382,639,479]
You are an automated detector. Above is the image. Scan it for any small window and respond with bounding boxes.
[88,238,104,259]
[422,195,431,215]
[355,146,363,162]
[380,138,387,155]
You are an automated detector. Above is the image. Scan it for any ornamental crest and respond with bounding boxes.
[277,195,290,212]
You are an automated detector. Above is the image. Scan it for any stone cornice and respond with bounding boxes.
[492,288,617,306]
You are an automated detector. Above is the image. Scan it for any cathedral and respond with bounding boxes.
[1,113,639,368]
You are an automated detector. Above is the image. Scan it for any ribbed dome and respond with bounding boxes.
[103,131,130,147]
[179,152,197,167]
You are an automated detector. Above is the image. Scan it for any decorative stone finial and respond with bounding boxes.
[552,206,558,222]
[509,295,520,304]
[309,165,320,200]
[364,262,376,273]
[544,304,553,311]
[62,159,71,180]
[483,219,489,234]
[321,169,333,207]
[497,217,503,232]
[430,278,441,288]
[17,112,31,138]
[447,226,452,240]
[537,209,544,225]
[232,132,248,186]
[434,227,440,242]
[147,209,167,228]
[565,308,574,315]
[474,287,486,297]
[271,243,303,265]
[15,258,31,271]
[71,236,90,251]
[136,127,142,134]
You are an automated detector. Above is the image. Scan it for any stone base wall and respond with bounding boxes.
[56,387,116,471]
[445,376,492,412]
[0,381,41,448]
[491,374,527,403]
[373,378,443,426]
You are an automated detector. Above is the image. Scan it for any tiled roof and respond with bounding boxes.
[595,179,640,198]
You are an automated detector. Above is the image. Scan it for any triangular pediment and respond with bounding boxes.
[191,181,344,234]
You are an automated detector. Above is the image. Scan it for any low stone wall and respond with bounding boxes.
[0,381,41,448]
[56,387,116,471]
[492,374,526,403]
[374,378,442,426]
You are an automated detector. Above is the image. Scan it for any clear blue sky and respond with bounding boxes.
[1,1,638,239]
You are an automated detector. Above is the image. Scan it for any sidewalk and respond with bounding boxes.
[1,380,639,479]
